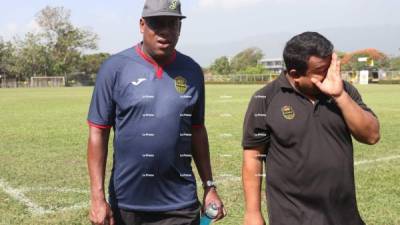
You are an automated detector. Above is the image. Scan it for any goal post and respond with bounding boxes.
[30,76,66,88]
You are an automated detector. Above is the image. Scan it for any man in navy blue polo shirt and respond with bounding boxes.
[87,1,225,224]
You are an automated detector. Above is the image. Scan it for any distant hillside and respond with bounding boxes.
[180,25,400,67]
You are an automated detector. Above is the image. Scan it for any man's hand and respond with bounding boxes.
[203,187,227,222]
[244,210,266,225]
[311,53,344,98]
[89,199,115,225]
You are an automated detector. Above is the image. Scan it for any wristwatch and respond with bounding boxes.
[203,180,217,189]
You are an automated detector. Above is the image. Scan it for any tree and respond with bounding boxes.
[0,37,16,77]
[375,57,390,70]
[79,53,110,75]
[342,53,389,71]
[341,49,388,71]
[209,56,231,75]
[238,64,267,75]
[336,51,346,60]
[389,57,400,70]
[0,6,100,85]
[230,47,264,73]
[35,6,98,77]
[13,33,51,80]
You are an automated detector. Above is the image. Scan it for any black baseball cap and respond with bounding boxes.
[142,0,186,19]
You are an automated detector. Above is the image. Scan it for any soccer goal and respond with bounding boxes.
[30,76,66,88]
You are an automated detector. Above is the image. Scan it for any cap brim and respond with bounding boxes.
[142,11,186,19]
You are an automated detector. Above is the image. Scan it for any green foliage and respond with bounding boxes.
[209,48,266,75]
[0,38,16,76]
[209,56,231,75]
[0,6,99,81]
[389,57,400,70]
[79,53,110,75]
[342,53,389,71]
[13,33,51,79]
[237,64,267,75]
[230,47,264,73]
[372,56,390,69]
[336,51,346,59]
[35,6,98,78]
[343,54,370,71]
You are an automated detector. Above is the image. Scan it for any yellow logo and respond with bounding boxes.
[169,0,178,10]
[175,76,187,94]
[281,105,295,120]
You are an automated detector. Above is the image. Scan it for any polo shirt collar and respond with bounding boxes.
[277,73,294,90]
[135,42,177,79]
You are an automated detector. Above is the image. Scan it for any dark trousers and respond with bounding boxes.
[113,203,201,225]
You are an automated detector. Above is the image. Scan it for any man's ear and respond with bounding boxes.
[288,69,300,80]
[140,18,145,34]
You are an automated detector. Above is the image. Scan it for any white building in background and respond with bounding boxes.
[259,58,285,74]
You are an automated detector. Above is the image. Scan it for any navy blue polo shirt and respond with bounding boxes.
[87,43,205,211]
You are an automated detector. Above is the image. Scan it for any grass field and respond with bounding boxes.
[0,84,399,225]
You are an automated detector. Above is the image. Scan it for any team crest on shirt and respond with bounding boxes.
[174,76,187,94]
[281,105,295,120]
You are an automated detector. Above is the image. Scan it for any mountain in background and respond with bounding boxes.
[180,24,400,67]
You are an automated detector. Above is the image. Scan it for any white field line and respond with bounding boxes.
[0,180,89,215]
[1,155,399,215]
[19,187,89,193]
[0,179,51,215]
[50,202,89,212]
[213,154,400,184]
[354,155,400,166]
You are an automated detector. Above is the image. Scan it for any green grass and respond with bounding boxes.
[0,84,399,225]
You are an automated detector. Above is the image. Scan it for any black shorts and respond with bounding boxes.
[113,203,201,225]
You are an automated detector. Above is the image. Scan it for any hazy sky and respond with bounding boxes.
[1,0,400,61]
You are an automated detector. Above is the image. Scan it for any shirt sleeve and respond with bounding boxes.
[191,67,205,127]
[242,90,270,149]
[87,57,120,128]
[344,81,377,117]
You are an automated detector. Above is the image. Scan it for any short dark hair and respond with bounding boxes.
[283,32,334,75]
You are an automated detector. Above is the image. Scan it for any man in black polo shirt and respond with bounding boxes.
[242,32,380,225]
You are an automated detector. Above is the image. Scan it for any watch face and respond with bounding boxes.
[206,180,215,187]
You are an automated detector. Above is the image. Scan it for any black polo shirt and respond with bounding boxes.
[242,74,375,225]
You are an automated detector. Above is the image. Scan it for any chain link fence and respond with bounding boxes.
[1,71,400,88]
[205,74,280,84]
[205,71,400,84]
[0,73,96,88]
